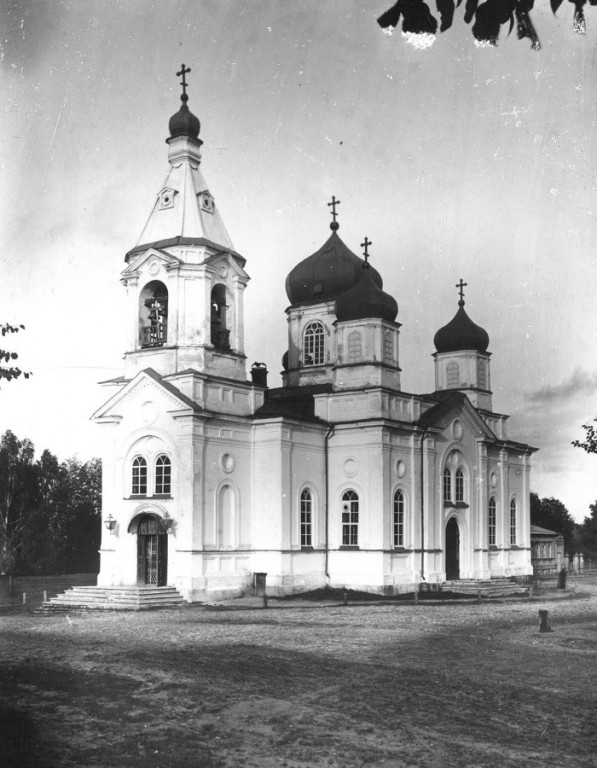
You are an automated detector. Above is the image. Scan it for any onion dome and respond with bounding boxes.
[169,104,201,140]
[434,298,489,353]
[336,265,398,323]
[285,223,382,306]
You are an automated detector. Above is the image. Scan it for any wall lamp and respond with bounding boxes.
[104,514,117,535]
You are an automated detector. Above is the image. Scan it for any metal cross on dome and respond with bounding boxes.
[177,63,191,102]
[361,236,372,264]
[327,195,341,223]
[456,278,467,303]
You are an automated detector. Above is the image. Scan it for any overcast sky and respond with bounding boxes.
[2,1,597,522]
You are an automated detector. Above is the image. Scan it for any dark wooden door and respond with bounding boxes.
[136,517,168,586]
[445,518,460,580]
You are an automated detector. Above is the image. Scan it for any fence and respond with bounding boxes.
[0,573,97,607]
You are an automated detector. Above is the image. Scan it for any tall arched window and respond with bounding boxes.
[510,498,517,545]
[393,489,405,548]
[341,490,359,546]
[443,467,452,503]
[304,322,325,366]
[455,468,465,503]
[217,485,234,548]
[447,361,459,388]
[488,497,496,546]
[211,284,230,350]
[300,489,313,547]
[139,281,168,348]
[155,455,171,495]
[132,456,147,496]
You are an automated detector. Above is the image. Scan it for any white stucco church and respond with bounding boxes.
[93,72,535,601]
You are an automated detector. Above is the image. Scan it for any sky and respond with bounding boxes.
[1,0,597,522]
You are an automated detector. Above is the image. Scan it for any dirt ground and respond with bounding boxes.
[1,581,596,768]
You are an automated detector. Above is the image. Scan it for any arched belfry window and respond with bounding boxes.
[211,284,231,350]
[139,281,168,348]
[393,489,405,548]
[304,322,325,366]
[155,455,171,495]
[341,490,359,546]
[132,456,147,496]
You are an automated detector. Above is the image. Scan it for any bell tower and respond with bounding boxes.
[121,65,250,382]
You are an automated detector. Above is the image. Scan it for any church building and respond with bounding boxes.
[93,71,536,601]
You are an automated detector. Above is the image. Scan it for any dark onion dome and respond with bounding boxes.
[335,265,398,323]
[285,224,382,306]
[434,300,489,353]
[168,104,201,141]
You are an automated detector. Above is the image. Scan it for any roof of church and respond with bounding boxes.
[285,224,383,307]
[335,263,398,323]
[125,237,246,266]
[434,299,489,354]
[253,384,332,422]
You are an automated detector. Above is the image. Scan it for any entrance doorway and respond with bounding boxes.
[445,518,460,580]
[136,515,168,586]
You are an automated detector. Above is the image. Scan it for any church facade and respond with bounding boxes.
[93,77,535,601]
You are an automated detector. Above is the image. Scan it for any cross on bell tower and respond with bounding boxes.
[177,63,191,103]
[361,236,372,267]
[327,196,341,231]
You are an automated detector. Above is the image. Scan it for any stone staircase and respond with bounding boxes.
[41,585,186,612]
[443,578,529,598]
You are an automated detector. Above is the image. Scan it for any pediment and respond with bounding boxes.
[92,368,201,421]
[204,250,249,280]
[121,248,182,279]
[419,392,496,440]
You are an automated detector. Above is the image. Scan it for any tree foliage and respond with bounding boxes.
[530,492,576,555]
[0,431,101,575]
[571,418,597,455]
[575,500,597,560]
[377,0,596,49]
[0,323,31,386]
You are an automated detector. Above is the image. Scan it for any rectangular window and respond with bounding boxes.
[384,329,394,364]
[342,511,359,546]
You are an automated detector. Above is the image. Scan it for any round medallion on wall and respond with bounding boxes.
[221,453,235,473]
[343,458,358,478]
[452,420,463,441]
[490,472,498,488]
[218,266,228,279]
[141,401,158,425]
[149,260,160,276]
[396,459,406,478]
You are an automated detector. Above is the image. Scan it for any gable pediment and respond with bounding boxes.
[204,250,249,280]
[418,392,496,440]
[92,368,202,422]
[121,248,182,280]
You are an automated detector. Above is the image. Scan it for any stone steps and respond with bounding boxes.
[444,578,529,598]
[41,585,186,612]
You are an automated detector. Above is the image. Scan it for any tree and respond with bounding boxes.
[530,492,576,555]
[377,0,594,50]
[0,431,40,574]
[572,419,597,455]
[575,501,597,561]
[0,323,31,386]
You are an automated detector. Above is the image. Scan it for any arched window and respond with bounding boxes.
[447,361,459,388]
[300,489,313,547]
[455,468,465,503]
[393,489,405,548]
[510,498,517,545]
[443,467,452,503]
[132,456,147,496]
[347,331,362,363]
[217,485,234,548]
[211,284,230,350]
[304,322,325,366]
[488,497,496,547]
[155,455,171,495]
[341,490,359,546]
[139,281,168,348]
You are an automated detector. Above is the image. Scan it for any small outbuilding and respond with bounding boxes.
[530,525,565,575]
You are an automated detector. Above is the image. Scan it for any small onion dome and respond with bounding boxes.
[285,225,382,306]
[335,266,398,323]
[434,300,489,353]
[168,104,201,140]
